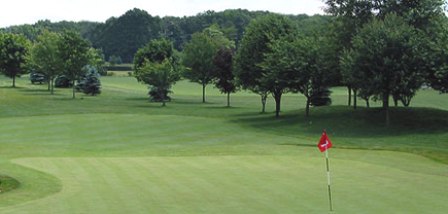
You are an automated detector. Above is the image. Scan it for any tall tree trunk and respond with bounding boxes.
[261,93,267,113]
[273,90,282,118]
[162,98,166,107]
[12,76,16,88]
[50,78,55,95]
[72,80,76,99]
[161,91,166,107]
[365,99,370,108]
[48,80,51,91]
[348,86,352,106]
[353,89,358,110]
[383,93,390,126]
[202,83,206,103]
[393,96,399,107]
[401,96,411,107]
[227,92,230,107]
[305,96,311,117]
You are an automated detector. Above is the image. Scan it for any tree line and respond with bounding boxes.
[133,0,448,123]
[0,30,102,98]
[1,1,448,123]
[1,9,330,64]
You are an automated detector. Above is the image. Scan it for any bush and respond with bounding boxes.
[310,87,332,107]
[76,65,101,96]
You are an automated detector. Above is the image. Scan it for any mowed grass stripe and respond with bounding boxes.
[0,114,306,158]
[6,155,448,214]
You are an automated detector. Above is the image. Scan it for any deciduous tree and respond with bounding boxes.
[137,59,180,106]
[183,26,233,103]
[134,39,180,105]
[0,33,30,87]
[58,31,90,99]
[30,30,64,94]
[213,47,236,107]
[263,36,332,117]
[234,14,297,113]
[350,14,426,124]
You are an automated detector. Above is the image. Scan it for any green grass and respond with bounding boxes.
[0,175,20,193]
[0,75,447,213]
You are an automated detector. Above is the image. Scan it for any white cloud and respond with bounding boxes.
[0,0,325,27]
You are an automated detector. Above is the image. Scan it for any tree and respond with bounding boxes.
[234,14,297,113]
[77,65,101,96]
[137,59,180,106]
[58,31,90,99]
[259,38,295,117]
[340,49,373,108]
[134,39,180,105]
[29,30,64,94]
[108,55,122,66]
[134,39,173,70]
[90,8,162,63]
[375,0,445,30]
[0,33,30,87]
[350,14,425,124]
[87,48,106,76]
[325,0,375,107]
[326,0,445,106]
[268,36,332,117]
[427,16,448,94]
[260,35,333,118]
[213,47,236,107]
[183,26,232,103]
[183,32,216,103]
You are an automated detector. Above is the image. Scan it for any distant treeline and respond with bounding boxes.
[0,8,331,63]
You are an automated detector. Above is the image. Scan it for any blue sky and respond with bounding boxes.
[0,0,326,27]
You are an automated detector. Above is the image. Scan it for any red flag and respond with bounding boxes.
[318,131,333,152]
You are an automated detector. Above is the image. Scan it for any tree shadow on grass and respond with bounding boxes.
[172,98,216,105]
[19,88,53,94]
[125,97,149,102]
[133,104,169,109]
[205,106,243,110]
[230,106,448,138]
[0,86,24,89]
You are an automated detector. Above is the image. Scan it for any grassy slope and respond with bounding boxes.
[0,75,447,213]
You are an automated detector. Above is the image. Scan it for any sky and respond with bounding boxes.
[0,0,326,27]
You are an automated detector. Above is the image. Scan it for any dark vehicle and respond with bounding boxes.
[30,72,47,84]
[55,75,73,88]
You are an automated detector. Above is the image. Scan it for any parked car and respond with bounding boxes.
[30,72,47,84]
[55,75,73,88]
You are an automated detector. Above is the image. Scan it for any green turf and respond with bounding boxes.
[0,75,447,213]
[0,153,444,214]
[0,175,20,193]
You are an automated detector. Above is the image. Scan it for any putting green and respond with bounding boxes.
[0,151,446,214]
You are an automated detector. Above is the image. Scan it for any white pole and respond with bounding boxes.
[325,148,333,211]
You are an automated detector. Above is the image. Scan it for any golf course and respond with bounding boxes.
[0,75,447,213]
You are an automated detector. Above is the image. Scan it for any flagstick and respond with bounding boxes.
[325,148,333,212]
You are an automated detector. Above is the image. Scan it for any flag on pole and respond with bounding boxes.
[317,131,332,152]
[318,130,334,211]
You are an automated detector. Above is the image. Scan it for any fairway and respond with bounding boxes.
[0,76,447,213]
